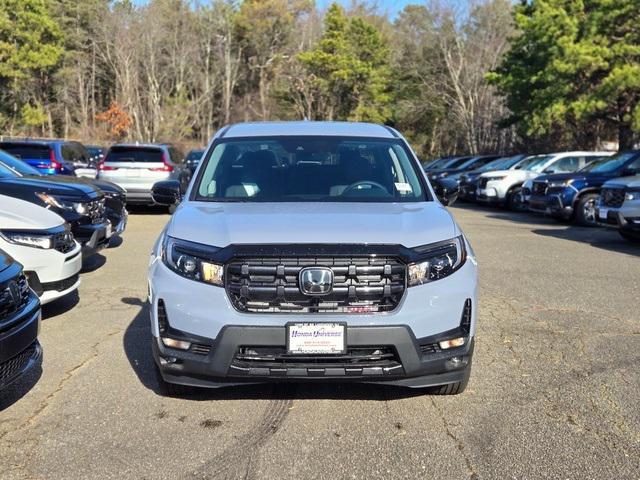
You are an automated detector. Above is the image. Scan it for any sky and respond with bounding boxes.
[316,0,418,19]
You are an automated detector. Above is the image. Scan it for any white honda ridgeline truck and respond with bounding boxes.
[148,122,478,396]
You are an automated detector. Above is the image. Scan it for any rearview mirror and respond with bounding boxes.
[431,177,459,206]
[152,180,182,206]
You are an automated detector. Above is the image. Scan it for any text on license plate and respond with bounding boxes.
[599,208,608,220]
[287,323,345,354]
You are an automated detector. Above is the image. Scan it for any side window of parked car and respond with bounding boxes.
[168,146,183,165]
[61,144,78,163]
[552,156,581,172]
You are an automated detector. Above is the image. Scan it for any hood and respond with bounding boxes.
[478,169,535,180]
[168,202,457,249]
[3,175,101,199]
[0,194,65,230]
[602,175,640,188]
[536,172,586,183]
[81,178,126,195]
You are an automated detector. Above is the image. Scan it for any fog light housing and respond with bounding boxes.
[438,337,465,350]
[161,337,192,350]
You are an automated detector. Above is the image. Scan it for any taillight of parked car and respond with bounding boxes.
[149,152,174,173]
[97,161,118,171]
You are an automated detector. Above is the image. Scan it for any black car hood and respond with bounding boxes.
[0,175,101,199]
[74,177,126,195]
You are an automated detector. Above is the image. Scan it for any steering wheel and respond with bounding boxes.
[341,180,389,196]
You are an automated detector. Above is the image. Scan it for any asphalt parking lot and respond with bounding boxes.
[0,205,638,480]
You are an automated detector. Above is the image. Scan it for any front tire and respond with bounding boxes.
[575,193,599,226]
[505,187,524,211]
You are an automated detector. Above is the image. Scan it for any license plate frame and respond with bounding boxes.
[598,207,609,220]
[286,322,347,355]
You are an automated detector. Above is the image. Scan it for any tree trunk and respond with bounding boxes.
[618,122,635,150]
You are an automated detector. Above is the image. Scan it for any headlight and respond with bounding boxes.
[625,189,640,201]
[429,172,448,179]
[483,176,506,182]
[162,236,223,286]
[0,230,54,249]
[36,193,88,215]
[407,236,467,286]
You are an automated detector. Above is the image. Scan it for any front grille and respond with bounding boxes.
[0,343,38,385]
[41,274,78,293]
[230,346,403,377]
[601,188,625,208]
[478,178,489,189]
[0,274,30,318]
[532,181,548,196]
[86,198,106,224]
[225,256,406,314]
[52,230,76,254]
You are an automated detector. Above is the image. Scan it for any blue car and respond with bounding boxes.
[0,140,92,176]
[528,150,640,225]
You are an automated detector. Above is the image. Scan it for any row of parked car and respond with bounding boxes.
[0,137,205,392]
[424,150,640,243]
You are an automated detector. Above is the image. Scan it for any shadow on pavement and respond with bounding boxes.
[122,300,427,402]
[81,253,106,273]
[42,290,80,320]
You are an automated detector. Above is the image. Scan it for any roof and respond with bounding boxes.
[218,121,398,139]
[110,143,168,149]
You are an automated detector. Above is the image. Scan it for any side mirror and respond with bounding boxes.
[152,180,182,206]
[432,177,459,206]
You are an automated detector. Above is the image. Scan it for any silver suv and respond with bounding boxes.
[148,121,478,397]
[97,144,191,206]
[597,175,640,242]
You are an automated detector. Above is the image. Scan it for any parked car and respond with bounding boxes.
[0,195,81,304]
[97,143,191,208]
[86,145,105,164]
[458,154,528,201]
[0,150,127,243]
[430,176,460,206]
[0,160,109,255]
[476,152,610,210]
[422,156,455,170]
[148,121,477,396]
[0,249,42,391]
[185,149,205,174]
[527,151,640,225]
[596,176,640,242]
[0,139,95,176]
[427,155,502,181]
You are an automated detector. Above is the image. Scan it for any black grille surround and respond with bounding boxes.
[601,187,625,208]
[0,342,40,387]
[532,181,548,196]
[225,255,407,314]
[0,273,30,319]
[53,229,76,254]
[478,178,489,189]
[86,198,107,224]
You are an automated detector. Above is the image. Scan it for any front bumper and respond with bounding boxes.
[0,292,42,390]
[596,203,640,232]
[476,187,502,203]
[149,256,478,389]
[153,325,474,389]
[0,241,82,305]
[74,221,109,254]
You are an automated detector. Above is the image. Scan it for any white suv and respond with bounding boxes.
[477,151,611,209]
[148,122,478,396]
[0,195,82,304]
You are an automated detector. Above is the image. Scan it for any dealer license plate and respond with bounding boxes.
[287,323,346,355]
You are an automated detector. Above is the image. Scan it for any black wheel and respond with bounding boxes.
[153,362,197,397]
[428,362,472,395]
[575,193,599,226]
[505,187,524,211]
[619,230,640,243]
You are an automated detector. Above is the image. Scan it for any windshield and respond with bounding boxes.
[194,136,427,203]
[586,152,637,173]
[514,155,551,172]
[439,156,471,169]
[0,150,41,176]
[424,157,452,170]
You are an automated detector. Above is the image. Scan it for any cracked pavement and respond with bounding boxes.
[0,204,638,479]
